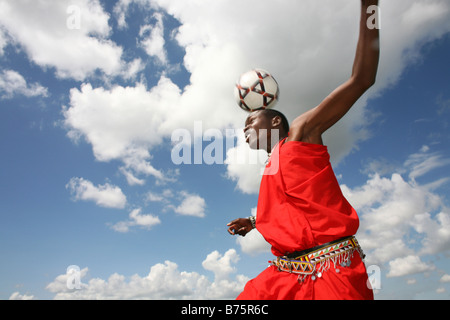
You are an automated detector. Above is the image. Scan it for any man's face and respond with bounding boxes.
[243,110,272,150]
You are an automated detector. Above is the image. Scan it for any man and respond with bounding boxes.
[227,0,379,300]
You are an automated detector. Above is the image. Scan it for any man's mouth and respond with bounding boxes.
[244,131,250,143]
[245,128,256,142]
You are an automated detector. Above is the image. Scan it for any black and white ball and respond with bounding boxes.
[234,69,279,112]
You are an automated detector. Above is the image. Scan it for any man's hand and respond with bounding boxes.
[227,218,253,237]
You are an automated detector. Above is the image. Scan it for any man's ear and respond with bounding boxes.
[271,115,282,128]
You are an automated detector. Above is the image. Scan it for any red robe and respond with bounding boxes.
[237,140,373,300]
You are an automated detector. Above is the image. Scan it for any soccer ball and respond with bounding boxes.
[234,68,279,112]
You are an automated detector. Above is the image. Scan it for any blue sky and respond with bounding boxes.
[1,0,449,300]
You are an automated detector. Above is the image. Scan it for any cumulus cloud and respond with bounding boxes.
[387,255,435,278]
[0,28,7,55]
[62,80,178,182]
[114,0,160,29]
[341,146,450,278]
[224,134,268,194]
[8,292,34,300]
[66,177,127,209]
[45,266,89,294]
[202,249,239,281]
[145,189,174,203]
[440,274,450,283]
[0,0,132,81]
[45,249,248,300]
[110,208,161,232]
[173,191,206,218]
[0,70,48,99]
[236,228,271,255]
[142,188,206,218]
[139,12,168,65]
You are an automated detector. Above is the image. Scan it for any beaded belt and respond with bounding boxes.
[269,236,365,282]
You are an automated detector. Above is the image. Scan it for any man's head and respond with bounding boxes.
[244,109,289,152]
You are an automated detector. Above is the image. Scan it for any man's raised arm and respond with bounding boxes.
[288,0,380,145]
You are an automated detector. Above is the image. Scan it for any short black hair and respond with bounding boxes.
[261,109,289,133]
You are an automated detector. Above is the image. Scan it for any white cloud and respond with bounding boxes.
[139,12,168,65]
[142,188,206,218]
[387,255,435,278]
[174,191,206,218]
[440,274,450,283]
[0,70,48,99]
[345,171,446,267]
[145,189,173,203]
[0,28,7,55]
[236,228,270,255]
[121,58,146,80]
[114,0,160,29]
[145,191,165,202]
[202,249,239,281]
[113,0,133,29]
[341,147,450,278]
[0,0,127,81]
[66,177,127,209]
[436,287,446,294]
[8,292,34,300]
[404,146,450,182]
[411,211,450,256]
[45,249,248,300]
[45,267,89,294]
[110,208,161,233]
[63,80,179,182]
[224,135,267,194]
[119,167,145,186]
[235,208,271,255]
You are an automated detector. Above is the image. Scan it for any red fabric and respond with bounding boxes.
[237,140,373,300]
[237,254,371,300]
